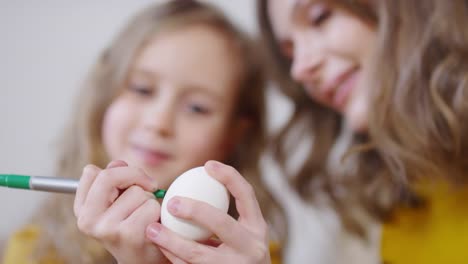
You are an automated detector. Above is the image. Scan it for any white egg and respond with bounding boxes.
[160,166,230,241]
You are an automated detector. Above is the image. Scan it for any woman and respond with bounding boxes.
[257,0,468,263]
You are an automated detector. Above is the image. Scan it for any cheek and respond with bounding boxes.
[177,121,230,162]
[102,99,136,158]
[329,16,376,62]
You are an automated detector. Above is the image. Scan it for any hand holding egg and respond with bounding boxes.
[147,161,271,264]
[160,166,230,241]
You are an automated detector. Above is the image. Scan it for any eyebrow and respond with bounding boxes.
[128,68,158,81]
[293,0,310,8]
[292,0,312,13]
[130,67,225,103]
[184,84,225,103]
[291,0,313,24]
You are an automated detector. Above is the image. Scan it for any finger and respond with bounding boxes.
[119,198,161,247]
[123,197,160,231]
[203,237,222,247]
[106,160,128,169]
[83,167,158,221]
[204,161,264,226]
[105,160,128,198]
[74,164,101,217]
[146,223,214,264]
[75,159,127,216]
[160,248,188,264]
[167,196,255,252]
[100,185,155,223]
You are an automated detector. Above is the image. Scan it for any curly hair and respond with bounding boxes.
[257,0,468,237]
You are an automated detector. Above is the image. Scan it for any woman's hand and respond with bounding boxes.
[73,160,169,264]
[146,160,271,264]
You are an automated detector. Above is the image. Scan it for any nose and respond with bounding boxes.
[290,36,323,85]
[141,94,175,137]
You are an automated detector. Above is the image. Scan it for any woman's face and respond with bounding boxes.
[102,25,244,189]
[268,0,377,131]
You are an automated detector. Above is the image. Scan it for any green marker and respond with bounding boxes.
[0,174,166,198]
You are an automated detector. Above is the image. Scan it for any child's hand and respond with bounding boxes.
[73,160,169,264]
[146,160,271,264]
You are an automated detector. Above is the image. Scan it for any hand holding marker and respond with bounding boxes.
[0,166,229,241]
[0,173,166,198]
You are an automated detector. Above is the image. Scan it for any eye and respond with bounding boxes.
[187,103,210,115]
[128,83,153,97]
[308,4,332,27]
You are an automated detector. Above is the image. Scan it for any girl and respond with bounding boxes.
[254,0,468,263]
[3,1,281,263]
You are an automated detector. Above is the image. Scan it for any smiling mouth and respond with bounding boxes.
[132,145,171,166]
[333,70,358,109]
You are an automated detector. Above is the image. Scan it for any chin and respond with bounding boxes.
[345,109,369,134]
[349,120,368,134]
[344,92,370,134]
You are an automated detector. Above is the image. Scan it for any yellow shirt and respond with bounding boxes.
[3,225,283,264]
[2,226,64,264]
[381,181,468,264]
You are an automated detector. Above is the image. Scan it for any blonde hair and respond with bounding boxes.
[29,1,280,263]
[258,0,468,237]
[368,0,468,187]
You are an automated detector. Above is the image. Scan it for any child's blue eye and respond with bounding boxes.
[188,104,210,114]
[129,84,153,97]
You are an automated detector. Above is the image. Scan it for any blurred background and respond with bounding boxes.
[0,0,292,251]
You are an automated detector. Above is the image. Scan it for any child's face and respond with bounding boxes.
[269,0,376,132]
[102,25,242,189]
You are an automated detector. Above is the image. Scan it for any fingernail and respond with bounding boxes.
[207,160,221,170]
[147,223,161,241]
[82,164,99,175]
[83,166,92,175]
[168,197,180,214]
[106,160,127,169]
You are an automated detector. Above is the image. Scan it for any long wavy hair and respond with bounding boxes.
[27,1,281,263]
[258,0,468,236]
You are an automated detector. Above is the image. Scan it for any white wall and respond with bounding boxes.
[0,0,291,246]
